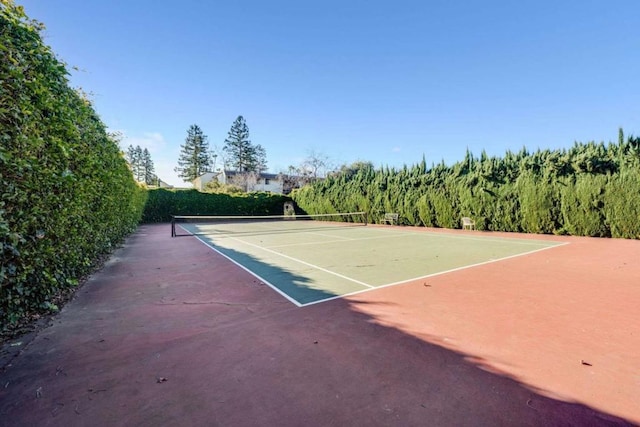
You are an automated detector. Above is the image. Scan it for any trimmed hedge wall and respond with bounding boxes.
[142,189,291,223]
[292,139,640,239]
[1,2,147,328]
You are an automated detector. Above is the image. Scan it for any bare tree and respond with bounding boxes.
[302,149,331,179]
[229,171,258,192]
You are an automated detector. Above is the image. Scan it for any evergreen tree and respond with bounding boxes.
[223,116,267,172]
[125,145,137,178]
[249,143,268,172]
[134,145,144,181]
[126,145,156,184]
[126,144,145,182]
[175,124,211,182]
[142,148,156,185]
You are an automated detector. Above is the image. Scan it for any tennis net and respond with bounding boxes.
[171,211,368,237]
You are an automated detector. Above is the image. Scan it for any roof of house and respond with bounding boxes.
[223,170,279,180]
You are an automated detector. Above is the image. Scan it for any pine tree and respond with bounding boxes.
[125,145,137,179]
[126,145,157,184]
[223,116,267,172]
[142,148,156,185]
[175,124,211,182]
[249,143,268,173]
[134,146,144,181]
[126,144,145,182]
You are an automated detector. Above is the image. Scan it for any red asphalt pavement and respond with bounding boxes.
[0,224,637,426]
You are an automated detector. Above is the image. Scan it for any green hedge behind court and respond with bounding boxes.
[292,135,640,239]
[1,2,147,328]
[142,189,291,223]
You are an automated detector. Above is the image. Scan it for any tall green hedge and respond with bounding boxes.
[604,168,640,238]
[292,137,640,239]
[142,189,291,223]
[560,174,609,237]
[1,1,147,328]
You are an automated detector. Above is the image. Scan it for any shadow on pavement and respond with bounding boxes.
[0,224,635,426]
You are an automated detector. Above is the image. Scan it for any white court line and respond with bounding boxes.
[268,229,561,249]
[269,238,368,249]
[359,227,564,247]
[197,229,374,289]
[267,232,414,249]
[269,228,355,241]
[224,235,375,289]
[180,223,567,307]
[405,230,562,247]
[195,220,559,249]
[211,222,359,242]
[299,231,354,240]
[189,233,303,307]
[299,241,570,307]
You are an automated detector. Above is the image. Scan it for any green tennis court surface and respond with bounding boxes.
[178,220,565,306]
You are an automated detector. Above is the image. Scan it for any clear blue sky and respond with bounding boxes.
[18,0,639,186]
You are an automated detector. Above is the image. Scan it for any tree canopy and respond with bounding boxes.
[175,124,211,182]
[126,145,156,185]
[223,116,267,172]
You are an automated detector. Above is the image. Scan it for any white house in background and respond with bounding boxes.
[156,178,173,189]
[192,172,218,191]
[192,170,284,193]
[146,176,174,189]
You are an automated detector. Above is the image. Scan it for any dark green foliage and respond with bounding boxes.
[126,145,156,185]
[604,168,640,239]
[490,183,521,232]
[431,188,458,229]
[516,171,559,234]
[175,124,211,182]
[141,148,156,185]
[223,116,267,173]
[560,175,609,237]
[1,2,146,328]
[292,131,640,240]
[142,189,291,223]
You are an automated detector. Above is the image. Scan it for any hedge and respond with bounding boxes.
[292,138,640,239]
[1,1,147,328]
[142,189,291,223]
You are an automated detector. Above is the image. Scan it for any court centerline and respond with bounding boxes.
[266,232,411,248]
[247,222,358,241]
[217,234,375,289]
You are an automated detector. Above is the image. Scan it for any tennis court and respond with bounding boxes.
[4,223,639,425]
[173,213,566,305]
